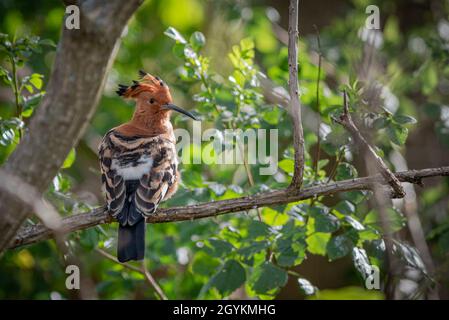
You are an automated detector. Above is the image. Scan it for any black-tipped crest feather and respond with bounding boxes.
[138,69,147,78]
[116,84,129,96]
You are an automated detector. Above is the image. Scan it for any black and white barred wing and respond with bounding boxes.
[135,141,178,216]
[98,131,127,217]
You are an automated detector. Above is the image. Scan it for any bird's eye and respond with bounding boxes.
[149,98,155,104]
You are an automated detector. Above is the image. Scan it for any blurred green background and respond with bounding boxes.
[0,0,448,299]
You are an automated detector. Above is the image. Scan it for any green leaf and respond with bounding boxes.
[309,208,340,233]
[79,228,99,250]
[208,183,226,196]
[393,114,417,125]
[335,163,357,180]
[363,208,406,232]
[29,73,43,90]
[422,63,438,95]
[344,216,365,231]
[278,159,294,174]
[0,128,15,146]
[205,238,234,257]
[275,239,297,267]
[191,251,220,276]
[62,148,76,169]
[240,37,255,52]
[393,241,427,275]
[238,240,270,259]
[0,66,12,85]
[0,117,24,146]
[247,220,271,239]
[22,92,44,118]
[164,27,187,44]
[297,278,317,296]
[364,239,386,264]
[251,261,288,294]
[386,123,408,145]
[317,159,329,170]
[341,191,366,204]
[352,247,372,280]
[39,38,56,47]
[306,232,330,255]
[24,84,34,93]
[182,170,206,187]
[262,207,289,226]
[190,31,205,50]
[275,236,306,267]
[323,126,350,147]
[52,173,72,193]
[172,42,186,58]
[373,117,389,129]
[262,108,280,125]
[334,200,356,215]
[327,234,355,260]
[358,228,380,241]
[210,259,246,296]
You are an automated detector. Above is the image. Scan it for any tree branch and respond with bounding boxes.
[95,248,168,300]
[287,0,305,190]
[333,91,406,198]
[9,166,449,249]
[0,0,143,255]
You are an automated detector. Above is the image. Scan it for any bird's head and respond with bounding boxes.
[116,70,197,120]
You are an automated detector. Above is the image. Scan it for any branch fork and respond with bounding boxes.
[333,91,406,198]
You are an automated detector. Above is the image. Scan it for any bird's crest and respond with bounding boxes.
[116,70,167,98]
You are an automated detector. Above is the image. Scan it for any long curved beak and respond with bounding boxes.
[162,103,198,120]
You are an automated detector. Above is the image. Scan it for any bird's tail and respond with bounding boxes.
[117,202,145,263]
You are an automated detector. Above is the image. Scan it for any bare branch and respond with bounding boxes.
[312,24,323,180]
[141,260,168,300]
[9,166,449,249]
[390,151,439,299]
[95,248,167,300]
[287,0,305,190]
[333,91,406,198]
[0,170,62,231]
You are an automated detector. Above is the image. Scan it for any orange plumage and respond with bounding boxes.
[99,70,196,262]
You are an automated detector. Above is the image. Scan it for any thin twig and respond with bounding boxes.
[95,248,168,300]
[391,151,439,299]
[287,0,305,190]
[9,54,23,139]
[326,147,345,183]
[333,91,405,198]
[365,155,399,299]
[312,25,323,180]
[141,260,168,300]
[233,124,261,221]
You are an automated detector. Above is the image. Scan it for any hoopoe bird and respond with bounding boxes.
[99,70,196,262]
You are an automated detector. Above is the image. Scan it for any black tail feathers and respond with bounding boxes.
[117,196,145,263]
[117,218,145,262]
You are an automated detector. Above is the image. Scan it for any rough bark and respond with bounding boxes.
[9,166,449,249]
[287,0,305,189]
[0,0,143,254]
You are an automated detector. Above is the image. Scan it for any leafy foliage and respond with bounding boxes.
[0,0,448,300]
[0,33,53,154]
